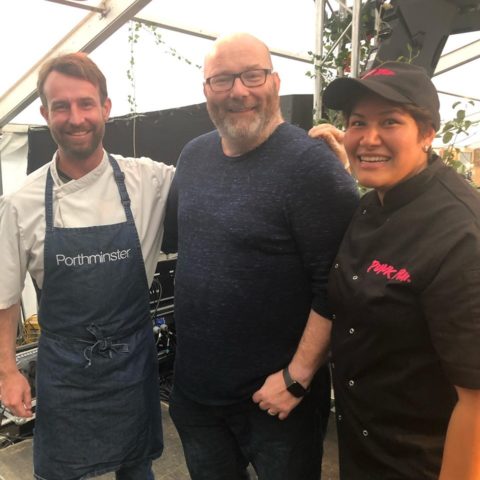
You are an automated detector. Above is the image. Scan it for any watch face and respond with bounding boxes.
[287,381,307,398]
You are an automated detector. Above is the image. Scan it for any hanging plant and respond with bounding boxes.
[127,21,141,114]
[306,2,378,90]
[307,2,478,184]
[127,21,202,114]
[438,100,477,178]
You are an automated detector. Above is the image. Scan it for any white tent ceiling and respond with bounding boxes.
[1,0,479,145]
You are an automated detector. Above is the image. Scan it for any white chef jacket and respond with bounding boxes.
[0,151,175,310]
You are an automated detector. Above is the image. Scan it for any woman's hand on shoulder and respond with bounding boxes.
[309,124,349,171]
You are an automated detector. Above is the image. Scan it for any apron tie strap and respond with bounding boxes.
[83,324,129,368]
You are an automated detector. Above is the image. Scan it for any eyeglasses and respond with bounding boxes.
[205,69,272,92]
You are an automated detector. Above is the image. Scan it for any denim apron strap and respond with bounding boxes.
[34,156,163,480]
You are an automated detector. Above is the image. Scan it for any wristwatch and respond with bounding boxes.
[282,367,309,398]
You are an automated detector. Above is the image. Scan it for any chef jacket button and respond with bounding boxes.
[352,275,358,280]
[338,414,342,421]
[334,263,339,269]
[348,379,355,387]
[362,429,369,437]
[349,328,355,334]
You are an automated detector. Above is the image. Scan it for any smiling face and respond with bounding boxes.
[40,71,111,168]
[344,94,435,202]
[203,34,283,156]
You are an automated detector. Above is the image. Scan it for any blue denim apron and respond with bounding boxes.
[34,156,163,480]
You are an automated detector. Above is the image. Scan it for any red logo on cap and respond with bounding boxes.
[362,68,396,79]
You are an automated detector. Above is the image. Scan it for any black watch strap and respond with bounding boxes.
[282,367,309,398]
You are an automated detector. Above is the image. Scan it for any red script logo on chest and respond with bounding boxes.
[366,260,411,283]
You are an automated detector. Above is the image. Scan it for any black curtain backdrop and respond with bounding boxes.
[27,95,313,173]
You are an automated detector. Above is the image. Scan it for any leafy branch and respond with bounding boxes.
[140,23,202,70]
[307,2,477,184]
[127,21,202,114]
[438,100,476,175]
[127,21,140,113]
[306,0,379,125]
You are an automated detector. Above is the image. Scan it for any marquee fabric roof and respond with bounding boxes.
[1,0,479,146]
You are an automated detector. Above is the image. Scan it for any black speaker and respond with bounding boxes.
[371,0,480,76]
[281,94,314,131]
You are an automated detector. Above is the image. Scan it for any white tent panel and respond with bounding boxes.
[1,0,317,126]
[1,1,479,139]
[0,127,29,194]
[0,128,38,319]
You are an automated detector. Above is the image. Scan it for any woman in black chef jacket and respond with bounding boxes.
[310,61,480,480]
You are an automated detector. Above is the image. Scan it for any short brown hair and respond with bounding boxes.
[37,53,108,106]
[401,103,436,137]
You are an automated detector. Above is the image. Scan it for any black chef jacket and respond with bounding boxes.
[329,157,480,480]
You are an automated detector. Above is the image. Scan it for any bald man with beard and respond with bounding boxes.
[163,33,359,480]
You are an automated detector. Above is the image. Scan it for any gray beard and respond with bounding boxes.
[216,113,264,145]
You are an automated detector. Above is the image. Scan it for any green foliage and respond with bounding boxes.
[308,2,478,187]
[306,3,376,75]
[438,100,476,176]
[395,43,420,64]
[126,21,141,113]
[307,2,479,191]
[140,23,202,69]
[307,1,425,127]
[126,21,202,114]
[307,0,379,125]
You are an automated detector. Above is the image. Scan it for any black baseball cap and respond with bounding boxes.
[323,61,441,131]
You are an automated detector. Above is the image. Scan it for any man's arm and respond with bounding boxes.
[439,386,480,479]
[252,309,331,420]
[252,139,358,420]
[0,303,32,418]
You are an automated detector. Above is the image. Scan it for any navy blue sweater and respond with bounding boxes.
[165,123,359,404]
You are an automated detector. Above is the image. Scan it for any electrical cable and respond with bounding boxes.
[0,431,34,450]
[149,276,163,322]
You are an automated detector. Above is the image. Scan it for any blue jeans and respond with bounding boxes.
[169,367,330,480]
[115,459,154,480]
